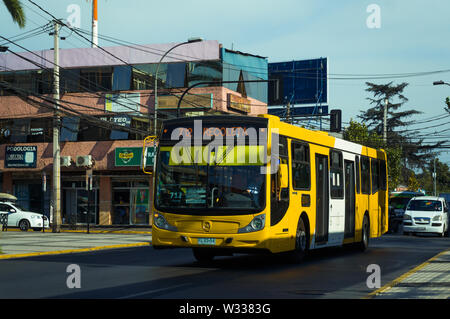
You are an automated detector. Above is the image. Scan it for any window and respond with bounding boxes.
[291,141,310,190]
[271,135,289,226]
[379,159,387,191]
[330,150,343,198]
[361,156,371,194]
[355,156,360,194]
[371,158,379,194]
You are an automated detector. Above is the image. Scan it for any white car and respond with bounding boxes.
[0,195,50,231]
[403,196,449,237]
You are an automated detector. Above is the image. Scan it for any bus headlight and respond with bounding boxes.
[153,213,178,231]
[238,214,265,233]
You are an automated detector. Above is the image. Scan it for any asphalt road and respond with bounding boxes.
[0,233,448,300]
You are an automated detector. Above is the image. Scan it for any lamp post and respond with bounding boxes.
[152,37,203,136]
[433,80,450,86]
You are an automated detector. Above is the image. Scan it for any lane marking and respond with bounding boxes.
[118,283,190,299]
[0,242,151,260]
[364,248,449,299]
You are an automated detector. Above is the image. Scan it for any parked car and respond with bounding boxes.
[0,193,49,231]
[388,191,424,233]
[403,196,449,237]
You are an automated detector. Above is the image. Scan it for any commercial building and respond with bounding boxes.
[0,40,268,226]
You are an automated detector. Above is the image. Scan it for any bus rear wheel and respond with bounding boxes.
[192,248,215,263]
[359,215,370,251]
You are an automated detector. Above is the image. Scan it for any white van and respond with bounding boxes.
[403,196,449,237]
[0,193,50,231]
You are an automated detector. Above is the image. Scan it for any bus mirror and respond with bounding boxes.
[278,163,288,189]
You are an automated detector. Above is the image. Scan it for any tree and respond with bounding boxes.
[358,82,445,184]
[343,119,402,190]
[3,0,26,28]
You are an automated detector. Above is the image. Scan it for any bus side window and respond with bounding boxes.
[355,156,360,194]
[379,159,387,191]
[361,156,371,195]
[371,158,379,194]
[330,150,343,198]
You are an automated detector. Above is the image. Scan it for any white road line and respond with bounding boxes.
[118,283,190,299]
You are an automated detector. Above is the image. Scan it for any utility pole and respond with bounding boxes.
[433,158,437,196]
[52,20,61,233]
[383,98,388,144]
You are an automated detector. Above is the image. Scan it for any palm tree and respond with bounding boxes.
[3,0,26,28]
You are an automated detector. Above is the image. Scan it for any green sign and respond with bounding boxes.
[115,147,155,167]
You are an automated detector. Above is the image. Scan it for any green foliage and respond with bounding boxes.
[343,119,402,191]
[3,0,26,28]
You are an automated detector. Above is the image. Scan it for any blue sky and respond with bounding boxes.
[1,0,449,164]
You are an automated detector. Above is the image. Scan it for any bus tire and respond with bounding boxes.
[287,215,309,263]
[192,248,215,263]
[359,214,370,252]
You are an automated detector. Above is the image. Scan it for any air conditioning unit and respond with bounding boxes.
[60,156,71,167]
[76,155,93,167]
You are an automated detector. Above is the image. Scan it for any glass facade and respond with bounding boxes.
[112,180,150,225]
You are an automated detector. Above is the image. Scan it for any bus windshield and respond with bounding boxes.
[155,149,266,214]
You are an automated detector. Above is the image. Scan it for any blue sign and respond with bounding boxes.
[268,105,329,117]
[5,145,37,168]
[268,58,327,106]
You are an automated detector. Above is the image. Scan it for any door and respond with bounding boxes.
[315,154,329,244]
[344,160,356,239]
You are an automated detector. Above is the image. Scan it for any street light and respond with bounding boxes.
[152,37,203,136]
[433,80,450,86]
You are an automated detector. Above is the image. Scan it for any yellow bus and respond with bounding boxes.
[151,114,388,262]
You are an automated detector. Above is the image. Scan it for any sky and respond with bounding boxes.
[1,0,449,165]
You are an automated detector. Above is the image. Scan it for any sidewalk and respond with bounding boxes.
[0,228,152,260]
[367,249,450,299]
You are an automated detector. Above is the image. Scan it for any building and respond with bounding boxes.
[0,40,268,226]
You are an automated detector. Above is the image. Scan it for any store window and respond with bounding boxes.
[112,180,150,225]
[62,180,98,225]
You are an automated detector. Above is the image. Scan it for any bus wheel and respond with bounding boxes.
[359,215,370,251]
[192,248,215,263]
[287,216,308,263]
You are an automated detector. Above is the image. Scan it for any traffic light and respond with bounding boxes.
[330,109,342,132]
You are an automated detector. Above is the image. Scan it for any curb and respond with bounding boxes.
[364,248,449,299]
[0,242,152,260]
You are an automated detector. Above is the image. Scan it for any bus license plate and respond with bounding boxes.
[198,238,216,245]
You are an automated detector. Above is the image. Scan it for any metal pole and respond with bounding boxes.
[383,98,388,144]
[92,0,98,47]
[52,20,61,233]
[434,158,437,196]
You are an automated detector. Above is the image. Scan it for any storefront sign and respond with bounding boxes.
[105,93,141,114]
[5,145,37,168]
[115,147,155,167]
[158,93,213,109]
[227,93,251,113]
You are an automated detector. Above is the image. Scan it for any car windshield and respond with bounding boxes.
[407,200,442,211]
[389,197,412,209]
[155,149,266,214]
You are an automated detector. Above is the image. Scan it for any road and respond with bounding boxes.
[0,233,448,300]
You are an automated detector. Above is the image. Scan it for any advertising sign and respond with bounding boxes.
[115,147,155,167]
[5,145,37,168]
